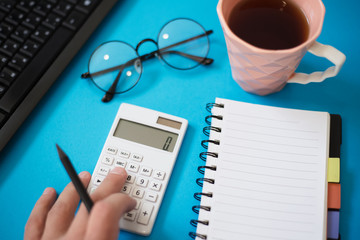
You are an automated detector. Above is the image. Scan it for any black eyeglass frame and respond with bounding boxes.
[81,18,214,102]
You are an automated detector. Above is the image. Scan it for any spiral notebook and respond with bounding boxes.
[190,98,335,240]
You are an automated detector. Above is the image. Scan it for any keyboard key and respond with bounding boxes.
[76,0,100,14]
[22,12,43,29]
[101,156,114,165]
[153,170,166,180]
[0,67,17,86]
[121,184,132,195]
[97,166,109,176]
[11,25,31,42]
[137,203,153,225]
[33,1,53,16]
[0,54,9,69]
[93,175,104,185]
[89,187,96,194]
[53,1,73,17]
[131,153,143,162]
[145,192,158,202]
[0,23,14,39]
[62,10,86,31]
[16,1,37,13]
[8,54,29,71]
[5,9,26,26]
[31,25,53,43]
[127,162,140,173]
[106,146,117,155]
[149,181,162,191]
[136,177,148,188]
[119,149,130,158]
[114,158,127,168]
[0,1,17,13]
[125,174,135,184]
[0,84,6,97]
[0,40,20,57]
[42,13,63,29]
[140,166,152,177]
[132,187,145,199]
[124,210,137,221]
[135,199,141,209]
[19,39,40,57]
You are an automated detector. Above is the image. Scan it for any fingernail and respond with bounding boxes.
[110,167,125,176]
[43,187,53,195]
[79,171,89,179]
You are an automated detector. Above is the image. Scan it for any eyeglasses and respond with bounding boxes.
[81,18,213,102]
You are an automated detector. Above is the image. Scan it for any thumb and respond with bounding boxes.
[85,193,136,240]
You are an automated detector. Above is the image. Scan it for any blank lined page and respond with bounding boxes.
[207,98,329,240]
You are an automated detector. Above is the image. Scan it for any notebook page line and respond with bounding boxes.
[215,200,316,215]
[226,127,319,141]
[221,151,319,164]
[221,159,319,172]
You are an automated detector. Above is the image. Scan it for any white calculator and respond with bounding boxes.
[87,103,188,236]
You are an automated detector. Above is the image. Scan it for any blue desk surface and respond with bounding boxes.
[1,0,359,239]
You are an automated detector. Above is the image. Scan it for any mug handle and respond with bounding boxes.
[287,41,346,84]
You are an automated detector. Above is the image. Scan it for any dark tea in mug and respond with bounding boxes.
[228,0,309,50]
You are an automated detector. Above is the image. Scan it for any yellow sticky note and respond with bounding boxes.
[328,158,340,183]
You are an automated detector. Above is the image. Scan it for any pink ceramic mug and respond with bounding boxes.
[217,0,346,95]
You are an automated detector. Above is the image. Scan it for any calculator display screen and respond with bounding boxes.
[113,119,179,152]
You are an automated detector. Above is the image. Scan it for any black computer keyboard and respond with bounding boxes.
[0,0,118,151]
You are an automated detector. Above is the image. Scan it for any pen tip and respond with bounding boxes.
[55,144,65,157]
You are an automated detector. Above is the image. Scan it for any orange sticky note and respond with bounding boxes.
[328,158,340,183]
[328,183,341,209]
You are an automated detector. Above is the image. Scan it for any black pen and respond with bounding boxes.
[56,144,94,212]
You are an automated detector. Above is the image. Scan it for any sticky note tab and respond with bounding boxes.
[327,210,340,239]
[328,158,340,183]
[328,183,341,209]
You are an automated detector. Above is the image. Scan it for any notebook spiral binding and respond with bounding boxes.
[189,102,224,239]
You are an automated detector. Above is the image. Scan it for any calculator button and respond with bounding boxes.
[150,181,162,191]
[153,170,166,180]
[137,203,154,225]
[132,187,145,199]
[127,163,140,173]
[102,156,114,165]
[121,185,132,195]
[136,177,148,188]
[106,146,117,155]
[135,199,141,210]
[140,166,152,177]
[131,153,143,162]
[93,176,105,186]
[119,149,130,158]
[125,174,135,184]
[124,210,137,221]
[145,192,158,202]
[114,159,127,168]
[97,166,110,176]
[90,187,97,194]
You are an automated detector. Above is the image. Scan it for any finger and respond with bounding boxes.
[24,188,57,240]
[84,193,136,240]
[66,167,127,238]
[42,171,91,238]
[91,167,128,201]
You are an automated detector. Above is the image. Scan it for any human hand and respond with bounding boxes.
[25,167,136,240]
